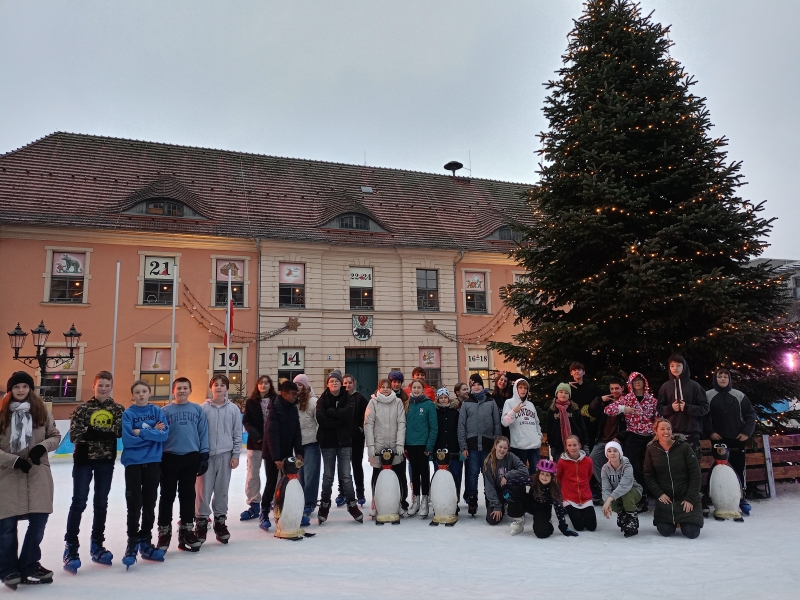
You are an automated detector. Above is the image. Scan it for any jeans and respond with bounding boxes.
[260,456,280,513]
[447,459,464,500]
[65,460,115,544]
[321,447,354,503]
[0,514,49,579]
[589,442,608,483]
[623,433,650,495]
[337,439,366,498]
[158,452,200,526]
[465,450,489,498]
[125,462,161,540]
[298,442,321,510]
[510,447,542,474]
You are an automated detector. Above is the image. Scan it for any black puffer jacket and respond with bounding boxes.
[263,396,302,461]
[704,380,756,440]
[316,389,355,448]
[643,435,703,528]
[434,404,461,456]
[351,392,369,443]
[243,394,274,450]
[657,357,709,436]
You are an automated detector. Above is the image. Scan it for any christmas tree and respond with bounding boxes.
[493,0,800,427]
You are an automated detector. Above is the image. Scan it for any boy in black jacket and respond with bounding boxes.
[340,374,369,507]
[657,355,710,455]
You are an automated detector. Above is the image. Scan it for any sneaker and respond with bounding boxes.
[178,521,201,552]
[419,495,429,518]
[20,566,52,585]
[335,494,346,507]
[139,538,166,562]
[3,573,21,590]
[240,502,260,521]
[157,524,172,552]
[213,515,230,543]
[259,509,272,532]
[408,496,420,516]
[63,542,81,574]
[740,498,752,516]
[195,518,209,545]
[347,500,364,523]
[318,500,331,524]
[122,540,138,570]
[510,516,525,536]
[90,539,113,565]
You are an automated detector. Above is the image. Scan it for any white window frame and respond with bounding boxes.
[36,341,87,402]
[209,255,251,309]
[137,251,182,308]
[134,343,179,392]
[207,343,249,399]
[460,268,491,315]
[43,247,93,305]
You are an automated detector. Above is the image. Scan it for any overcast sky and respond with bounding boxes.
[1,1,797,258]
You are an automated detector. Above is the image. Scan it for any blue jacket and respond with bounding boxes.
[121,403,169,466]
[162,402,209,456]
[405,395,438,452]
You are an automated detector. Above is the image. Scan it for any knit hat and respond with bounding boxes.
[293,373,310,389]
[469,373,484,387]
[7,371,35,392]
[326,370,344,384]
[555,382,572,398]
[604,440,623,459]
[436,387,450,399]
[388,370,404,383]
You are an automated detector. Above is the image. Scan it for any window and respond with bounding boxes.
[339,214,369,230]
[139,348,172,399]
[142,257,175,305]
[416,269,439,311]
[498,226,523,242]
[464,272,487,313]
[214,349,243,406]
[350,267,374,310]
[146,200,184,217]
[419,348,441,390]
[49,252,87,303]
[41,350,79,402]
[215,259,245,307]
[467,348,489,384]
[278,348,305,385]
[279,263,305,308]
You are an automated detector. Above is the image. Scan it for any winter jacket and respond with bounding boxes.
[657,357,709,436]
[202,398,243,457]
[316,389,355,448]
[589,393,620,444]
[457,391,500,452]
[600,456,643,503]
[567,380,603,445]
[483,452,529,512]
[434,403,461,456]
[643,435,703,528]
[243,394,274,450]
[263,396,303,462]
[545,402,589,457]
[70,397,124,464]
[404,383,435,402]
[0,412,61,520]
[501,380,542,450]
[351,391,369,442]
[162,401,209,456]
[605,372,659,437]
[491,385,513,439]
[364,391,406,467]
[704,381,756,440]
[530,484,570,528]
[405,395,438,453]
[121,403,169,467]
[556,450,594,507]
[298,396,319,446]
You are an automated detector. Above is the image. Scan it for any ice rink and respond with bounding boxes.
[16,457,800,599]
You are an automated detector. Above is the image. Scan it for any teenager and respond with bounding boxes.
[482,436,529,526]
[157,377,208,553]
[364,379,406,518]
[545,383,588,462]
[658,355,710,454]
[120,380,169,568]
[64,370,124,569]
[240,376,276,521]
[388,370,410,513]
[316,370,362,524]
[433,388,463,498]
[587,377,625,492]
[491,371,514,439]
[403,367,436,401]
[404,379,437,517]
[294,374,320,523]
[566,362,602,448]
[195,375,242,544]
[600,440,643,537]
[1,372,61,587]
[457,373,500,516]
[340,374,369,507]
[501,378,542,473]
[556,435,597,532]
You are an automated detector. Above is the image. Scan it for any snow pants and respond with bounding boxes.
[610,487,642,514]
[195,452,232,519]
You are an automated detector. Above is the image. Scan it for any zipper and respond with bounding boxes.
[665,446,675,523]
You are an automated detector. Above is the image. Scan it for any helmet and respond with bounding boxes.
[536,459,556,474]
[379,447,395,467]
[388,370,404,383]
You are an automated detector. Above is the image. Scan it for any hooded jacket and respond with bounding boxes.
[605,372,659,437]
[70,396,124,464]
[202,398,243,457]
[482,451,529,512]
[364,391,406,467]
[704,379,756,440]
[405,395,438,452]
[556,450,594,507]
[600,456,643,502]
[501,380,542,450]
[457,390,500,452]
[121,403,169,467]
[263,395,303,461]
[657,358,709,437]
[316,388,355,448]
[644,435,703,527]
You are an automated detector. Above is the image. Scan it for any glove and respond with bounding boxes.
[559,523,579,537]
[28,444,47,465]
[13,457,31,474]
[197,452,210,476]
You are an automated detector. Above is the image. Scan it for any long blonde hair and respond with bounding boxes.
[483,436,510,476]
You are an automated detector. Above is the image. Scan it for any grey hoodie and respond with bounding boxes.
[202,398,243,457]
[600,456,643,502]
[482,452,529,512]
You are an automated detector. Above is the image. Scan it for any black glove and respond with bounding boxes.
[197,452,210,476]
[559,523,579,537]
[13,457,31,474]
[28,444,47,465]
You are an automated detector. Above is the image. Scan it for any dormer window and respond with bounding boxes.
[146,200,184,217]
[498,226,522,242]
[339,214,370,230]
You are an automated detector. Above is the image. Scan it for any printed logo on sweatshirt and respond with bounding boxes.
[89,409,114,429]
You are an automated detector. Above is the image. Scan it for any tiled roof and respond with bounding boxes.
[0,132,535,251]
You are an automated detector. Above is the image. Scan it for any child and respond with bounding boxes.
[121,380,169,568]
[64,370,124,570]
[501,378,542,473]
[482,436,529,527]
[364,379,406,517]
[388,370,410,514]
[600,441,643,537]
[1,372,61,587]
[546,383,588,462]
[433,388,463,498]
[556,435,597,532]
[294,374,320,524]
[195,375,242,544]
[240,376,276,521]
[404,379,438,517]
[157,377,209,553]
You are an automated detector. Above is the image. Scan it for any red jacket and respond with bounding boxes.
[556,451,594,505]
[404,384,435,402]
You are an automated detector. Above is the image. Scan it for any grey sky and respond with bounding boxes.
[1,1,797,258]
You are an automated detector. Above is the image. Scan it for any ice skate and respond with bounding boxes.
[369,500,377,518]
[510,516,525,535]
[419,495,429,518]
[335,493,346,507]
[157,524,172,552]
[259,508,272,532]
[240,502,260,521]
[178,521,201,552]
[139,538,166,562]
[20,566,52,586]
[358,495,366,506]
[122,539,138,570]
[318,500,331,524]
[90,539,113,565]
[622,511,639,538]
[3,573,21,590]
[63,542,81,574]
[195,518,209,544]
[347,500,364,523]
[408,496,420,516]
[213,515,230,543]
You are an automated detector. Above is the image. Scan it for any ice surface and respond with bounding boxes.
[19,456,800,599]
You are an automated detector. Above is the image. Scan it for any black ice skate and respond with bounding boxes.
[213,515,230,543]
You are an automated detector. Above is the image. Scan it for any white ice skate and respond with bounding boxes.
[408,496,420,516]
[419,495,429,518]
[510,516,525,535]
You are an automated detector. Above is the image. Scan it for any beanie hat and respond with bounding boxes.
[326,370,344,384]
[469,373,484,387]
[388,370,404,383]
[7,371,35,393]
[293,373,310,389]
[555,382,572,398]
[604,440,623,459]
[436,387,450,399]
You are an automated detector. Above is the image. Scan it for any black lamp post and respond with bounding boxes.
[7,321,82,393]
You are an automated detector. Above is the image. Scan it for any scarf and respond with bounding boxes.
[555,397,572,448]
[473,389,487,402]
[260,396,271,422]
[9,401,33,453]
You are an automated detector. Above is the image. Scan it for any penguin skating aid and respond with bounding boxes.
[708,444,745,522]
[275,458,316,540]
[374,448,402,525]
[429,449,458,526]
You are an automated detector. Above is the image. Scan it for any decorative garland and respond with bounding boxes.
[424,305,514,345]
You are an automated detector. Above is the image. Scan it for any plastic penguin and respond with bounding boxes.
[708,444,745,522]
[274,458,315,540]
[374,448,401,525]
[429,449,458,526]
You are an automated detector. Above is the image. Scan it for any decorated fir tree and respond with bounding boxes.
[493,0,799,427]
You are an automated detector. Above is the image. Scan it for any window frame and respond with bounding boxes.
[210,256,251,309]
[134,344,179,402]
[146,200,185,217]
[36,342,86,403]
[416,268,440,311]
[278,262,306,309]
[208,344,248,409]
[339,214,370,230]
[137,252,182,308]
[349,266,374,310]
[43,247,92,305]
[461,269,491,315]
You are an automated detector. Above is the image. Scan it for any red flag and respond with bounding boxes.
[224,280,234,346]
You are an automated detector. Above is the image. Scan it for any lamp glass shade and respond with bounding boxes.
[64,324,81,349]
[7,323,27,350]
[31,321,51,348]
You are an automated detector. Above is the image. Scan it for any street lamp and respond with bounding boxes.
[7,321,82,394]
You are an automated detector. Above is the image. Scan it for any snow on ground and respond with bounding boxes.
[13,457,800,599]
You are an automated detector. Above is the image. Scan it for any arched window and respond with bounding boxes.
[146,200,184,217]
[498,226,522,242]
[339,214,370,230]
